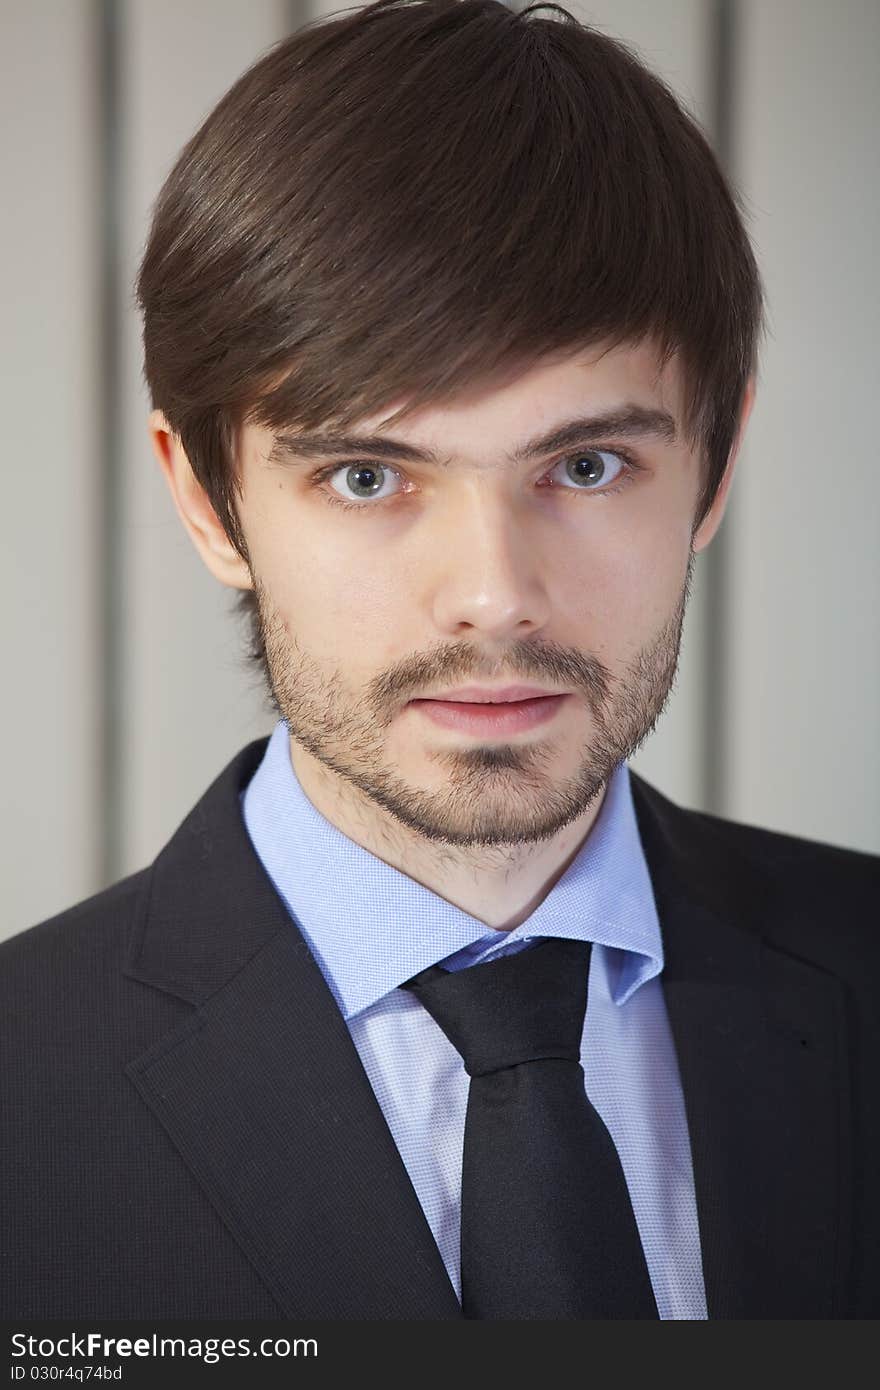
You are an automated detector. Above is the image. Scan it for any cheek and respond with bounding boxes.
[261,525,402,649]
[563,527,689,648]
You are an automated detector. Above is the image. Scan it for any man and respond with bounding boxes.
[2,0,878,1320]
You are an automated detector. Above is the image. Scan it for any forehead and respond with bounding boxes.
[356,339,681,439]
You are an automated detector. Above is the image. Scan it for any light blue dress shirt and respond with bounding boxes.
[241,718,707,1319]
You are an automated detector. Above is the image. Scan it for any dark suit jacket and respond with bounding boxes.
[2,737,879,1319]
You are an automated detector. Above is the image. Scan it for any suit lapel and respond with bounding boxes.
[630,772,852,1318]
[123,739,461,1319]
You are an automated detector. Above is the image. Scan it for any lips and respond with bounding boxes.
[414,685,560,704]
[410,693,568,734]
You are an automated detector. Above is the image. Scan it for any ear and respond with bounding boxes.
[691,375,756,553]
[148,409,253,591]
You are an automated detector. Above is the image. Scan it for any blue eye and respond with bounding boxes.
[310,446,639,514]
[557,450,627,490]
[330,463,394,503]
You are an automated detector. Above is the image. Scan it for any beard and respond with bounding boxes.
[241,552,694,853]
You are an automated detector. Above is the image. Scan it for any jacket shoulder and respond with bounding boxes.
[0,869,149,983]
[629,770,880,973]
[631,768,879,879]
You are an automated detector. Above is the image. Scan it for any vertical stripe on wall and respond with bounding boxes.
[3,2,103,938]
[701,0,737,816]
[98,0,125,885]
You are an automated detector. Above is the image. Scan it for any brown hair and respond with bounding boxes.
[136,0,764,690]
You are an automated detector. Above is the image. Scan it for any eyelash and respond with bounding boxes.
[306,447,643,515]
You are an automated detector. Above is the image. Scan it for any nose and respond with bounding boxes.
[425,486,554,641]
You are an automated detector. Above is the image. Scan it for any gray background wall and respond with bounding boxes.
[3,0,878,941]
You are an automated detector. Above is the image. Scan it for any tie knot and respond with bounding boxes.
[401,936,592,1076]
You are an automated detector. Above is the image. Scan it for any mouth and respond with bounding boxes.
[408,693,569,735]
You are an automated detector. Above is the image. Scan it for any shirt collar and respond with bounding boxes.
[241,719,663,1020]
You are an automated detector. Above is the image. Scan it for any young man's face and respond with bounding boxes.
[153,339,751,864]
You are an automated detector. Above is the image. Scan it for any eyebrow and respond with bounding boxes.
[266,404,677,469]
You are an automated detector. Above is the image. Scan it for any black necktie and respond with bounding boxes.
[401,936,659,1319]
